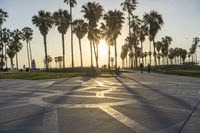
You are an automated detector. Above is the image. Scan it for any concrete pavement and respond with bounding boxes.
[0,72,200,133]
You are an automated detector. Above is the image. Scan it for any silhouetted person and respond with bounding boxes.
[140,63,144,73]
[147,63,151,73]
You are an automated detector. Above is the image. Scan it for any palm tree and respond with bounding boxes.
[179,49,187,64]
[53,9,71,69]
[57,56,63,68]
[54,57,58,68]
[192,37,199,64]
[139,22,148,64]
[143,10,164,66]
[121,0,138,36]
[155,41,162,65]
[81,2,103,67]
[0,28,10,69]
[161,36,172,65]
[64,0,77,68]
[43,55,52,68]
[0,9,8,30]
[32,10,53,70]
[7,43,15,69]
[73,19,88,67]
[11,29,23,70]
[120,45,128,68]
[103,10,125,68]
[168,48,174,65]
[22,27,33,69]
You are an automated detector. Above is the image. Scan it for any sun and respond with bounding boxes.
[98,39,108,56]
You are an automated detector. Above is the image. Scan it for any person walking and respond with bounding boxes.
[140,63,144,73]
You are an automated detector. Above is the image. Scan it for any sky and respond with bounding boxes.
[1,0,200,68]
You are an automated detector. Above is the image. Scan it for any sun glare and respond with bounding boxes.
[98,40,108,56]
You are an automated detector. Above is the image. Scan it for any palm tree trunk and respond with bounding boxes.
[61,33,65,68]
[70,6,74,68]
[43,35,48,70]
[126,56,127,68]
[79,38,83,67]
[90,41,93,67]
[16,53,18,70]
[114,39,117,69]
[149,41,151,65]
[1,44,4,69]
[128,13,131,36]
[93,42,98,68]
[10,58,13,70]
[153,39,157,66]
[141,41,144,65]
[28,42,32,68]
[108,45,110,69]
[5,43,7,69]
[26,42,30,68]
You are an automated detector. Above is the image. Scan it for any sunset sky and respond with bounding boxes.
[1,0,200,68]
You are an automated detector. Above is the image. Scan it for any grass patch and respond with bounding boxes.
[0,68,116,80]
[152,65,200,78]
[0,71,83,80]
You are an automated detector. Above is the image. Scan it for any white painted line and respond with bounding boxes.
[40,81,55,88]
[100,106,153,133]
[156,121,184,133]
[42,107,59,133]
[96,81,104,87]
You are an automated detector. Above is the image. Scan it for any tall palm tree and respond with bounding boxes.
[32,10,53,70]
[11,29,23,70]
[139,22,148,64]
[53,9,71,69]
[22,27,33,69]
[64,0,77,68]
[73,19,88,67]
[143,10,164,66]
[121,0,138,36]
[161,36,172,65]
[81,2,103,67]
[0,9,8,30]
[103,10,125,68]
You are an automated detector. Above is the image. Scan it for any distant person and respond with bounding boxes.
[140,63,144,73]
[147,63,151,73]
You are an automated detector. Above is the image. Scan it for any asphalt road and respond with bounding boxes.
[0,72,200,133]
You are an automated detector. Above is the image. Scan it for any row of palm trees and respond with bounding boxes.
[0,27,33,70]
[31,1,126,70]
[120,36,200,68]
[1,0,200,70]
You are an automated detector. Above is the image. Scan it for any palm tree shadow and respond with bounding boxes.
[121,73,193,110]
[114,75,190,130]
[48,77,91,104]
